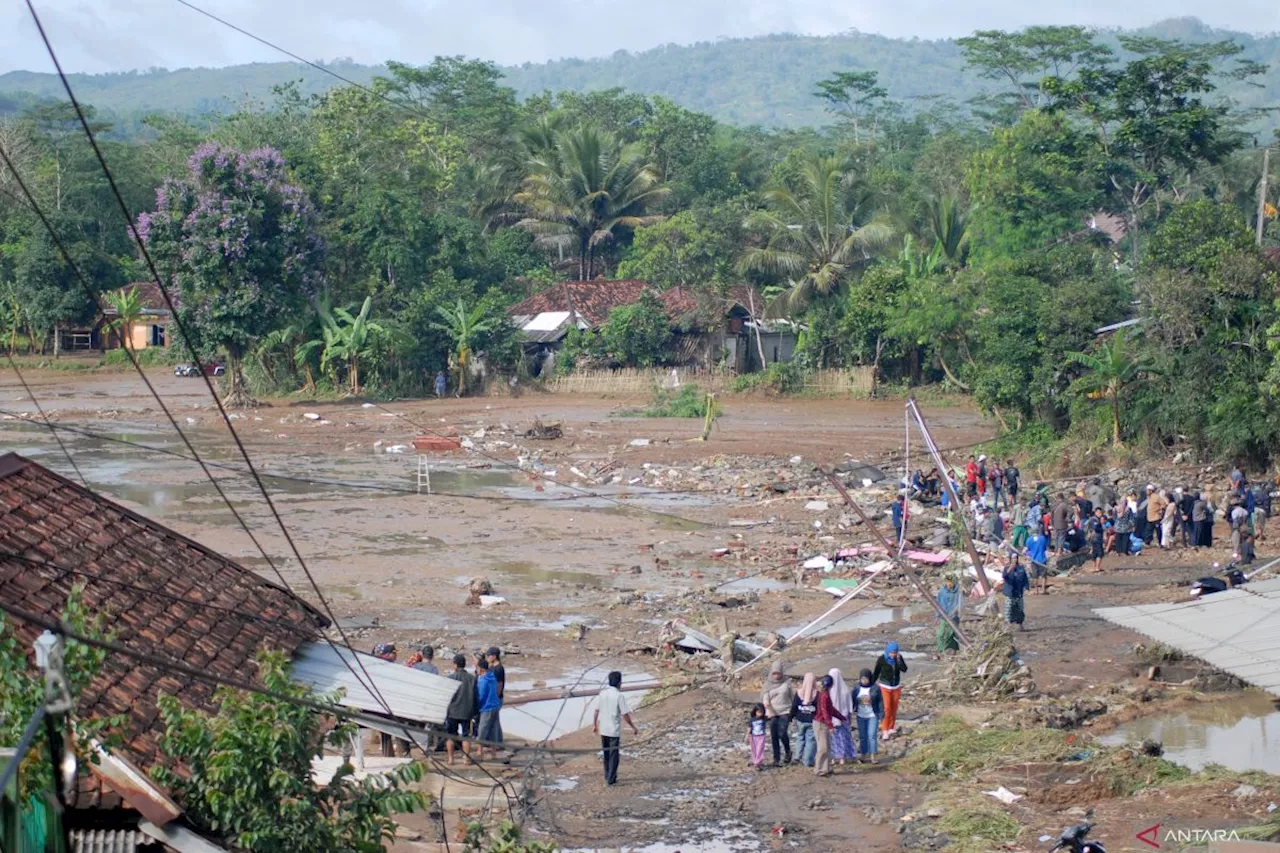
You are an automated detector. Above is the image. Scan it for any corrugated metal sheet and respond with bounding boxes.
[70,829,142,853]
[290,643,460,724]
[1094,577,1280,696]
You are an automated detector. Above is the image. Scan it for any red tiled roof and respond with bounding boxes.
[0,454,324,809]
[102,282,174,317]
[510,281,768,328]
[660,285,767,323]
[509,280,652,326]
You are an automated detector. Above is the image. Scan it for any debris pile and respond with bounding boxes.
[929,623,1037,699]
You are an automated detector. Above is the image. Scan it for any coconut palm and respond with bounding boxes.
[516,125,670,280]
[738,154,895,315]
[1066,327,1158,445]
[430,298,497,397]
[104,286,145,351]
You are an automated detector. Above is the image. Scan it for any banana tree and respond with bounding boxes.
[317,297,382,395]
[1066,328,1158,445]
[430,298,497,397]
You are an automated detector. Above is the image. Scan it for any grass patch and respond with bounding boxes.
[1089,751,1192,796]
[936,804,1021,853]
[901,716,1077,778]
[102,346,184,367]
[621,385,720,418]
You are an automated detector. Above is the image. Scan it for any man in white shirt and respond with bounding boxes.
[593,671,639,786]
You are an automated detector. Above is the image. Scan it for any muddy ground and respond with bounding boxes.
[3,364,1278,853]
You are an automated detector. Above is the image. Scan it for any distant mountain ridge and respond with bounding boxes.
[1,17,1276,128]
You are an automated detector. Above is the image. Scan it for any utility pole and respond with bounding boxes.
[1258,146,1272,248]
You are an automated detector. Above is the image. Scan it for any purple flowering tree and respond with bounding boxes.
[138,143,323,406]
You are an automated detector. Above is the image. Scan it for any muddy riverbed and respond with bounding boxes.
[4,365,1280,851]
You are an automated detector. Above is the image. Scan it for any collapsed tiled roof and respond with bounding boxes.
[509,281,769,328]
[0,454,325,809]
[508,280,652,326]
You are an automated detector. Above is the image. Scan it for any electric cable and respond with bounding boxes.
[0,131,389,717]
[4,355,87,488]
[21,0,394,716]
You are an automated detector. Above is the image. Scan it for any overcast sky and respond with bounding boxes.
[3,0,1277,75]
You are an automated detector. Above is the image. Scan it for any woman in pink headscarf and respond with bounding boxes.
[827,668,855,766]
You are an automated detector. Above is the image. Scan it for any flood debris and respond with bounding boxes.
[524,418,563,440]
[921,623,1036,700]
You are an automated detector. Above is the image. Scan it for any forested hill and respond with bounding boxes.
[1,17,1277,128]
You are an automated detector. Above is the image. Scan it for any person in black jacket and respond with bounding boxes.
[870,641,908,737]
[444,653,477,766]
[1178,488,1196,549]
[852,669,885,764]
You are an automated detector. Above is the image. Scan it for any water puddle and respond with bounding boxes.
[561,821,768,852]
[717,576,791,594]
[495,560,611,588]
[780,604,930,639]
[1098,691,1280,774]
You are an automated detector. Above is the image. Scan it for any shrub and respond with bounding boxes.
[624,384,720,418]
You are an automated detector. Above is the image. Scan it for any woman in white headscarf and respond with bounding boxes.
[827,667,855,765]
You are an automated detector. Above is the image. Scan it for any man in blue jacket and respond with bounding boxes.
[475,658,502,760]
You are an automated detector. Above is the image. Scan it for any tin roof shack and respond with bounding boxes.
[0,454,457,849]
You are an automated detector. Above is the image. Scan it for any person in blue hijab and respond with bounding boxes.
[870,641,908,736]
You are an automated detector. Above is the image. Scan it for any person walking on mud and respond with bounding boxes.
[853,669,884,764]
[935,575,961,655]
[761,660,794,766]
[593,671,639,786]
[826,667,856,766]
[1002,558,1030,630]
[813,675,845,777]
[871,642,908,738]
[747,704,768,771]
[792,673,819,767]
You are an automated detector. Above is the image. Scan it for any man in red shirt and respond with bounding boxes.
[965,455,979,499]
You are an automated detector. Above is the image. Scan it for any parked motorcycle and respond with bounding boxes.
[1051,822,1107,853]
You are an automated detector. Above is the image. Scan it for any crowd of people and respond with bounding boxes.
[369,642,508,764]
[900,456,1274,643]
[752,645,910,777]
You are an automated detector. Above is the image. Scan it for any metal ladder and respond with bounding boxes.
[416,456,431,495]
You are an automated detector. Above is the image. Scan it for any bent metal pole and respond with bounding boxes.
[906,397,992,596]
[821,466,968,646]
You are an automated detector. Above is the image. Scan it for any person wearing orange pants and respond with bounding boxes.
[871,641,908,737]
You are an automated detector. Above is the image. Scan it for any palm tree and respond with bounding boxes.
[924,193,970,266]
[516,125,670,280]
[1066,328,1158,445]
[430,298,497,397]
[295,297,383,395]
[104,286,145,352]
[738,154,895,315]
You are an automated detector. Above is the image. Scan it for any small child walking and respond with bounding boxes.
[747,704,768,770]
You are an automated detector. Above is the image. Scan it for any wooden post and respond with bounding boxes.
[906,398,992,595]
[821,467,968,646]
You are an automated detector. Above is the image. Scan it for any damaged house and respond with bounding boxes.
[0,453,458,851]
[508,280,797,374]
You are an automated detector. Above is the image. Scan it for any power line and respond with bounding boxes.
[4,354,87,488]
[21,0,394,717]
[0,595,704,759]
[170,0,436,123]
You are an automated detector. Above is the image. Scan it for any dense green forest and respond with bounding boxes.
[1,24,1279,461]
[1,18,1278,131]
